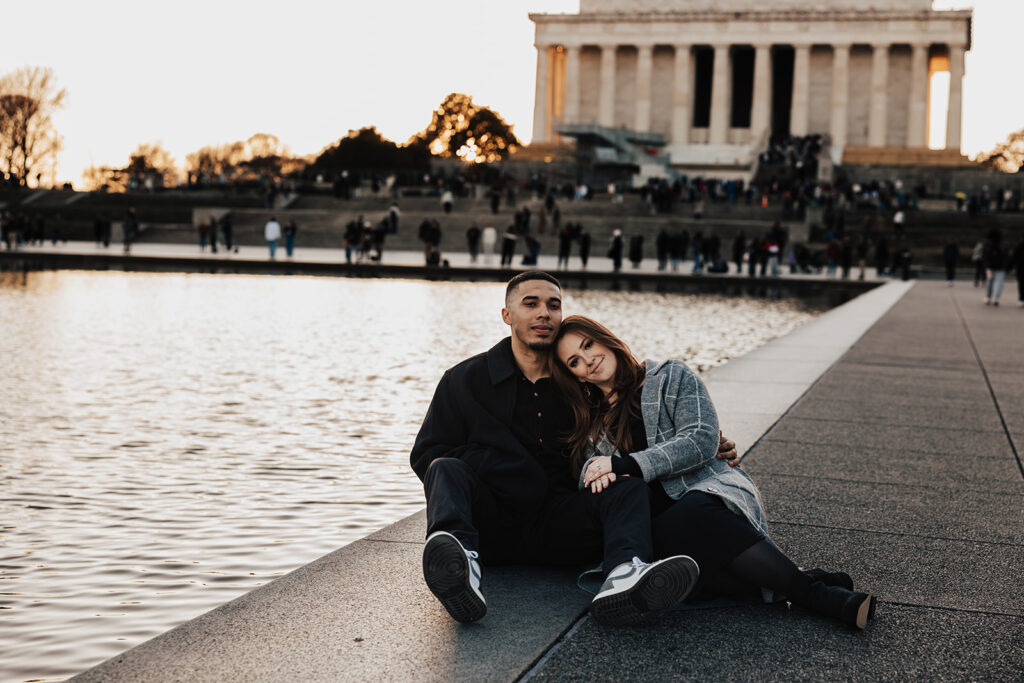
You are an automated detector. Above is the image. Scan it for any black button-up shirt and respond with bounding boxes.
[512,373,575,493]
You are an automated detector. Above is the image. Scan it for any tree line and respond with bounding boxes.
[0,65,522,191]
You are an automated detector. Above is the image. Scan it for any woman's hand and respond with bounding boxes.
[590,472,616,493]
[716,430,741,468]
[583,456,614,487]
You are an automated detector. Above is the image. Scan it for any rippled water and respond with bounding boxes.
[0,271,822,681]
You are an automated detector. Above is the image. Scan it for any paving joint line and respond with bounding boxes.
[758,436,1011,459]
[950,291,1024,481]
[754,469,1024,495]
[516,611,591,682]
[876,599,1024,620]
[769,520,1024,548]
[773,414,1005,435]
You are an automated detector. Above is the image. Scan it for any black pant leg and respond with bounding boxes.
[423,457,489,553]
[527,476,653,575]
[422,457,525,564]
[651,492,763,578]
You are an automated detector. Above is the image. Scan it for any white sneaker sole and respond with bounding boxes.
[591,556,699,626]
[422,532,486,623]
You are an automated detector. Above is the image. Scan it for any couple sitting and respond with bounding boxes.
[410,271,875,629]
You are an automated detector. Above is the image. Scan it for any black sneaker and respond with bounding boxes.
[591,555,699,626]
[422,531,485,623]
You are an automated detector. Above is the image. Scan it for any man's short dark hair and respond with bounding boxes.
[505,271,561,303]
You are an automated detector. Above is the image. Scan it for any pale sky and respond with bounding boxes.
[1,0,1019,186]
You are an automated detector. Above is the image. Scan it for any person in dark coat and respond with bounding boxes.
[557,226,572,270]
[578,230,591,269]
[607,230,624,272]
[1011,233,1024,306]
[655,229,669,271]
[466,224,482,263]
[500,225,517,267]
[628,235,644,269]
[122,209,138,254]
[943,241,959,286]
[221,213,234,252]
[839,237,853,280]
[875,236,889,277]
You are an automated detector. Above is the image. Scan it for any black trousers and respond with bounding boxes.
[650,488,763,596]
[423,457,652,575]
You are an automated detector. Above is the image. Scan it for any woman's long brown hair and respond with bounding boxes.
[550,316,646,475]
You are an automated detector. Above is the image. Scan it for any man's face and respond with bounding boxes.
[501,280,562,351]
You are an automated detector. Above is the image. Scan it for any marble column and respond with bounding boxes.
[671,45,692,144]
[750,45,771,142]
[598,44,617,127]
[532,45,550,143]
[868,43,889,147]
[709,44,731,144]
[906,43,929,148]
[564,45,581,125]
[790,44,811,137]
[635,45,653,132]
[830,44,850,148]
[946,45,965,151]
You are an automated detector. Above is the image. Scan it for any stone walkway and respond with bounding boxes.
[72,281,1024,682]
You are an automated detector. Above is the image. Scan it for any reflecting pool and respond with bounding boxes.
[0,270,823,681]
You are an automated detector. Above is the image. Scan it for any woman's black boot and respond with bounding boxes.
[791,581,876,630]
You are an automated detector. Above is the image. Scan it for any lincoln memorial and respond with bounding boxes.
[530,0,972,175]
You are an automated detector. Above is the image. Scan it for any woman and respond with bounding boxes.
[551,315,877,629]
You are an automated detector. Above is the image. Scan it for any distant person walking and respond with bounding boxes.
[579,230,591,269]
[557,226,572,270]
[265,216,282,260]
[628,234,644,269]
[388,201,401,235]
[1011,233,1024,307]
[943,241,959,286]
[284,219,298,257]
[208,216,218,254]
[500,225,517,267]
[983,229,1008,306]
[441,189,454,214]
[972,240,987,287]
[466,224,481,264]
[197,220,209,252]
[607,229,624,272]
[122,209,138,254]
[221,213,234,252]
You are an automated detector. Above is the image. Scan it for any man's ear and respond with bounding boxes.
[501,307,511,325]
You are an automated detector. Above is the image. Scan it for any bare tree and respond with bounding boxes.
[0,66,67,187]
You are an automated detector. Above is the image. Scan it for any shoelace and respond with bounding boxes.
[466,550,479,560]
[630,556,649,572]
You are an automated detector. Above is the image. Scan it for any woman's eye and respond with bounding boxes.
[584,340,592,349]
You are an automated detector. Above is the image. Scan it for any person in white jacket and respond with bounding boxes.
[481,223,497,264]
[264,216,282,259]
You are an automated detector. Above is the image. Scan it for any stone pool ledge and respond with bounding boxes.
[72,281,914,682]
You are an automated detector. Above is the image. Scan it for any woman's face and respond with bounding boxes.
[557,331,617,394]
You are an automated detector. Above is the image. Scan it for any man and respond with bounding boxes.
[410,272,738,626]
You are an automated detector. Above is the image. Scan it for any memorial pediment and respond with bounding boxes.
[580,0,934,12]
